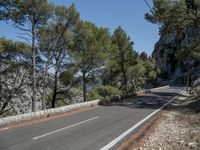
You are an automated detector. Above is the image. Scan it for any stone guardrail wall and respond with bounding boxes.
[0,100,100,127]
[0,85,169,127]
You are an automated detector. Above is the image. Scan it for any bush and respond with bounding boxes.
[148,70,157,80]
[96,85,122,98]
[87,90,102,100]
[56,99,66,107]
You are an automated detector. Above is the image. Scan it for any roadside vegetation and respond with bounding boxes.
[0,0,159,117]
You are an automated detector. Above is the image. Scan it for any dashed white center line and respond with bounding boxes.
[33,116,99,140]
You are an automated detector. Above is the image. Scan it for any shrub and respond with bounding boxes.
[96,85,122,98]
[87,90,102,100]
[148,70,157,80]
[56,99,66,107]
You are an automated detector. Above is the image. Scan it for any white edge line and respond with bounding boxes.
[100,88,185,150]
[33,116,99,140]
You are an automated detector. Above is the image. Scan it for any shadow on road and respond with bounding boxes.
[101,88,191,112]
[109,89,200,114]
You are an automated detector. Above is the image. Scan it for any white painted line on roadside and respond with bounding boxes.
[0,127,9,131]
[100,89,185,150]
[33,116,99,140]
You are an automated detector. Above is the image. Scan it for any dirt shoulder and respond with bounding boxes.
[118,92,200,150]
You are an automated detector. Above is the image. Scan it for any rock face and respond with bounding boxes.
[152,27,200,84]
[0,64,43,116]
[0,63,84,117]
[153,32,179,75]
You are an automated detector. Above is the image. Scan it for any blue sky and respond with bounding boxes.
[0,0,159,55]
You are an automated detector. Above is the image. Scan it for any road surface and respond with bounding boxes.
[0,86,184,150]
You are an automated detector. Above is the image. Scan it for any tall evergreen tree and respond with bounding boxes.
[38,4,80,108]
[111,26,134,93]
[73,21,111,102]
[0,0,53,111]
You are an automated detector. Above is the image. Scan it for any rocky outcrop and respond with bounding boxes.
[0,63,84,117]
[152,27,200,84]
[0,64,36,116]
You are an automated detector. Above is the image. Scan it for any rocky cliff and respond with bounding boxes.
[152,27,200,85]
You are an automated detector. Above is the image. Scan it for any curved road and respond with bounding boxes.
[0,86,184,150]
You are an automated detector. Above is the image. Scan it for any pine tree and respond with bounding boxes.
[73,21,111,102]
[0,0,53,111]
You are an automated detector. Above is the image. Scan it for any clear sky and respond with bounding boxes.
[0,0,159,55]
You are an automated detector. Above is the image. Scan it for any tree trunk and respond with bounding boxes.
[186,68,190,93]
[119,50,128,94]
[0,99,9,116]
[132,80,137,92]
[31,21,36,112]
[120,61,128,94]
[83,71,87,102]
[52,70,58,108]
[122,69,128,93]
[42,71,47,110]
[0,94,12,116]
[42,54,51,110]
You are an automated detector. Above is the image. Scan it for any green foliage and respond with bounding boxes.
[0,0,55,111]
[128,63,146,80]
[95,86,122,98]
[55,3,79,26]
[0,0,53,28]
[0,0,160,115]
[127,63,146,91]
[87,90,102,100]
[140,51,148,61]
[145,0,200,83]
[103,26,134,93]
[55,99,66,107]
[73,21,111,101]
[60,71,75,86]
[144,60,155,73]
[148,71,157,80]
[145,0,186,35]
[37,4,80,108]
[0,37,31,55]
[46,92,67,108]
[74,21,111,69]
[101,27,158,92]
[145,0,200,52]
[38,4,80,52]
[0,37,31,64]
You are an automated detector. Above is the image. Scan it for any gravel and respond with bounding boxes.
[133,92,200,150]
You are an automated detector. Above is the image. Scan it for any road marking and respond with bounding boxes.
[0,127,9,131]
[100,89,185,150]
[33,116,99,140]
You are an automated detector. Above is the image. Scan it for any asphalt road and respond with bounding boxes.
[0,86,184,150]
